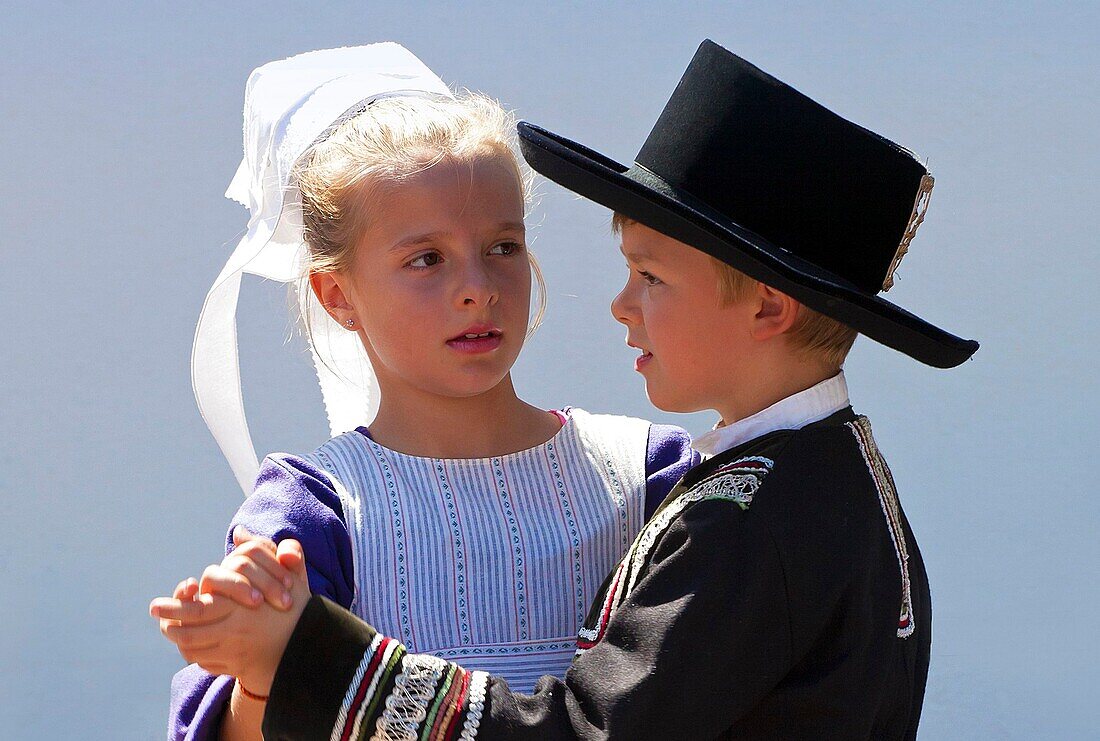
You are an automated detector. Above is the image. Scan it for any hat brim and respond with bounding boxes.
[518,121,978,369]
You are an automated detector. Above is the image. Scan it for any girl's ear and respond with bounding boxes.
[750,283,800,341]
[309,272,357,327]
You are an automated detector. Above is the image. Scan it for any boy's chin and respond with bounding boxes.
[643,381,706,415]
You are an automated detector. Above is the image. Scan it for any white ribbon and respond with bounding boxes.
[192,44,453,495]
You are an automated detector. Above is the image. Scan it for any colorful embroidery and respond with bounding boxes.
[331,633,380,741]
[458,672,488,740]
[330,640,487,741]
[373,654,448,740]
[420,665,459,739]
[332,634,403,741]
[690,456,774,505]
[576,456,774,655]
[847,417,915,638]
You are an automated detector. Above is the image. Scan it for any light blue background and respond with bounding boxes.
[1,2,1096,738]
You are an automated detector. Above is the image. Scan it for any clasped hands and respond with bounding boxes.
[149,528,311,697]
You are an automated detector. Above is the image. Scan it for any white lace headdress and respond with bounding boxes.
[192,44,453,495]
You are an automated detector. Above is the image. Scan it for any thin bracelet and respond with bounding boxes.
[236,679,269,702]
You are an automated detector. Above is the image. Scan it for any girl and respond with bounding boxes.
[161,45,694,740]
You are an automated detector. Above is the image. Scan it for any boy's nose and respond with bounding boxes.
[611,284,636,326]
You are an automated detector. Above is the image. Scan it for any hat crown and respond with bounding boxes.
[634,40,928,294]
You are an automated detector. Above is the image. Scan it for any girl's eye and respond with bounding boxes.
[489,241,522,256]
[638,270,662,286]
[407,251,443,268]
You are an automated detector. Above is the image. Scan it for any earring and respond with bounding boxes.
[344,318,356,328]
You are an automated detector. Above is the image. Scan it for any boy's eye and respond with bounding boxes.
[489,241,522,256]
[407,251,443,268]
[638,270,662,286]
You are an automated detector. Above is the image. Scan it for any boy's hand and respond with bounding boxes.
[150,539,311,695]
[200,527,296,610]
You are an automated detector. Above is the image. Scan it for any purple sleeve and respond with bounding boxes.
[644,424,700,521]
[167,453,355,740]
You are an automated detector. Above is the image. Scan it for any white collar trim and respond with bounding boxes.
[692,372,850,458]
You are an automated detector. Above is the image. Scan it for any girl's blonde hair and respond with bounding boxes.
[293,91,546,348]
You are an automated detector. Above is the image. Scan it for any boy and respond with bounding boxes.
[153,40,977,739]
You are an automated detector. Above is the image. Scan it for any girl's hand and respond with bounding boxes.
[200,527,296,610]
[150,539,311,694]
[150,576,204,650]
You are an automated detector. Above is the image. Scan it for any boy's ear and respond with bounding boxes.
[309,272,357,326]
[750,283,801,341]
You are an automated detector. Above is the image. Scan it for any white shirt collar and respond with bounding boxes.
[692,372,850,458]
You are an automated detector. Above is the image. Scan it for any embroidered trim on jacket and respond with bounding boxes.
[576,456,774,655]
[331,635,403,741]
[458,671,489,740]
[848,417,915,638]
[372,654,448,740]
[329,635,489,741]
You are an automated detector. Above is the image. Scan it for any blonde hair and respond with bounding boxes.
[294,91,546,344]
[611,213,857,368]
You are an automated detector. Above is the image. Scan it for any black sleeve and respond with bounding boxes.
[264,498,797,740]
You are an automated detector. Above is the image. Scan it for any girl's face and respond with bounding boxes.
[329,153,531,403]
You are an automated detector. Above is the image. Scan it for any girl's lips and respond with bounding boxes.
[634,351,653,372]
[447,331,503,354]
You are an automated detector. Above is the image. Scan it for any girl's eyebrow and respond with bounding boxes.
[391,222,526,251]
[390,232,446,251]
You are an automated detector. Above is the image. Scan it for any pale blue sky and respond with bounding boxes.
[1,2,1097,737]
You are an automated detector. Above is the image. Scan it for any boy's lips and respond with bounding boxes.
[447,324,503,354]
[627,341,653,372]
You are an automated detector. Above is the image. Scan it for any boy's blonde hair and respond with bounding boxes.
[293,92,546,337]
[612,213,857,368]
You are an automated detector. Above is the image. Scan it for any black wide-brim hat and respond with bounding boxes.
[518,40,978,368]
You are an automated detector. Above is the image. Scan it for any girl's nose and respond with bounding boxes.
[459,260,499,307]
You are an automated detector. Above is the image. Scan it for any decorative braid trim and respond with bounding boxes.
[576,456,773,654]
[847,418,915,638]
[331,634,381,741]
[427,667,467,740]
[883,172,934,291]
[457,672,489,740]
[371,654,448,740]
[332,635,402,741]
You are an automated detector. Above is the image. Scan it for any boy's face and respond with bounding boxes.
[612,222,753,414]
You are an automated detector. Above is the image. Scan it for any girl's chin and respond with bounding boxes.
[436,371,516,399]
